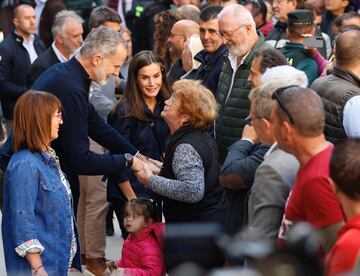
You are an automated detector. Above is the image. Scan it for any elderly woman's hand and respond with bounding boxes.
[135,163,153,187]
[147,158,163,175]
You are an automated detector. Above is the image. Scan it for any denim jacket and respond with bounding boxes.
[2,149,81,275]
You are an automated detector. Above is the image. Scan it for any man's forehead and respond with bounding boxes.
[199,19,219,28]
[17,6,35,17]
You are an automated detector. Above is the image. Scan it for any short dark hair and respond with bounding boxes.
[335,29,360,67]
[253,48,288,74]
[242,0,268,23]
[89,6,121,30]
[126,197,160,222]
[334,11,360,28]
[199,6,223,22]
[330,139,360,200]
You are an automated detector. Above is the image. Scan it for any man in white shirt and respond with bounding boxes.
[29,10,84,85]
[0,4,45,128]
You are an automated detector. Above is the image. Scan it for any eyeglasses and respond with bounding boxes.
[219,24,247,40]
[244,115,264,126]
[53,110,62,120]
[169,32,185,38]
[165,96,176,106]
[271,85,298,124]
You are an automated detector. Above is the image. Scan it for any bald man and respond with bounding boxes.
[167,19,199,84]
[0,4,45,128]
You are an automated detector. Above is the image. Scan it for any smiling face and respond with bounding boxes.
[50,109,63,141]
[218,16,249,57]
[137,63,162,100]
[199,19,223,53]
[93,44,127,85]
[272,0,296,22]
[61,19,84,57]
[161,95,183,134]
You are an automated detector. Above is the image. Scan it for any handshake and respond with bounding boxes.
[130,154,163,187]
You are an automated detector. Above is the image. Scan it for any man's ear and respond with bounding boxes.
[13,17,19,28]
[92,53,102,66]
[341,0,349,8]
[282,120,293,142]
[328,177,339,195]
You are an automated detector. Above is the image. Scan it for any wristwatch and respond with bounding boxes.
[124,153,133,168]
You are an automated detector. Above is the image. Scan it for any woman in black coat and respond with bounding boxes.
[107,50,171,237]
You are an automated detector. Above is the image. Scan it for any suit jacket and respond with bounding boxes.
[29,46,60,86]
[244,144,299,241]
[0,31,45,119]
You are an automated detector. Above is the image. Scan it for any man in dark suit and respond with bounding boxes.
[29,10,84,85]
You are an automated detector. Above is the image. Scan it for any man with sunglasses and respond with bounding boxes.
[272,86,343,255]
[215,4,270,164]
[239,67,307,242]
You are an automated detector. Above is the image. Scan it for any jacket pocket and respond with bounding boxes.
[39,176,63,192]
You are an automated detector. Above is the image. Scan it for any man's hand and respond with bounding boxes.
[242,124,259,144]
[131,156,145,172]
[135,163,153,187]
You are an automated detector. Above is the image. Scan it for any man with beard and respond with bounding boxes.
[215,4,270,163]
[32,30,147,276]
[167,19,199,84]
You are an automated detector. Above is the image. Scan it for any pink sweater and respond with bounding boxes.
[118,222,166,276]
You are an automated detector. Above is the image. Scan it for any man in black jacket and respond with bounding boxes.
[31,30,146,271]
[29,10,84,85]
[191,6,228,96]
[0,4,45,128]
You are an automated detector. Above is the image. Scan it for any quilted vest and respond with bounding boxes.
[215,33,269,163]
[312,64,360,143]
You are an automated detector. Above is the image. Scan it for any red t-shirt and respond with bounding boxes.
[325,214,360,276]
[278,145,343,243]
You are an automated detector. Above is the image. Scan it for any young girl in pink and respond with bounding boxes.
[116,198,166,276]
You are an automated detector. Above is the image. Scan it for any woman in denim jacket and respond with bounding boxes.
[2,91,81,275]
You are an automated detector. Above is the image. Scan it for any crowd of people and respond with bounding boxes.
[0,0,360,275]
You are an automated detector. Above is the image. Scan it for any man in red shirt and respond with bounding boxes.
[271,85,344,254]
[325,139,360,276]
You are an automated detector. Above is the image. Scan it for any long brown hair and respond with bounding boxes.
[116,50,171,121]
[12,90,62,153]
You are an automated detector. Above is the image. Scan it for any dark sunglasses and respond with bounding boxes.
[271,85,299,125]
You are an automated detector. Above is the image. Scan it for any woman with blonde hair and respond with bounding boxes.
[136,79,226,224]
